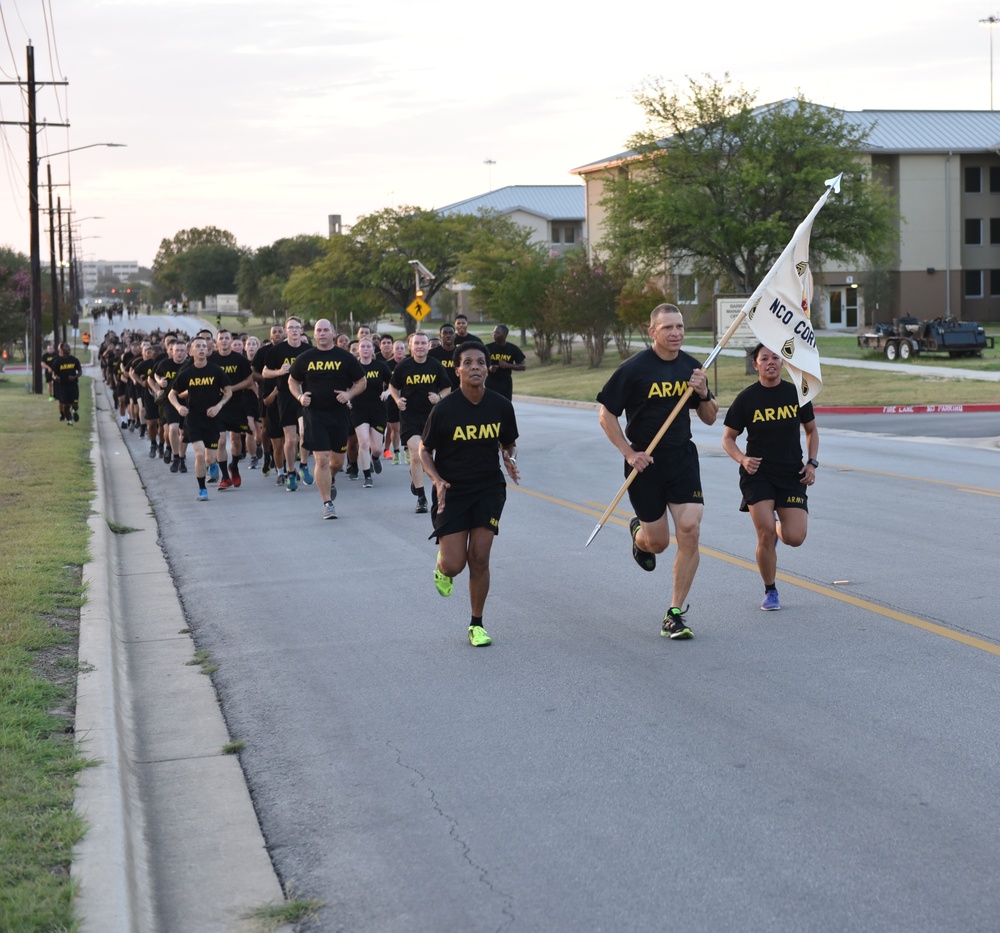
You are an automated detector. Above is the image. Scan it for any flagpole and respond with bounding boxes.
[584,174,842,548]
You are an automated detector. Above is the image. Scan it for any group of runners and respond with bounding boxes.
[86,301,817,647]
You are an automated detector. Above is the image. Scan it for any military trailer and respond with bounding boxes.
[857,316,995,360]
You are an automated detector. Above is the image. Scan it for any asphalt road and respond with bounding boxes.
[106,379,1000,933]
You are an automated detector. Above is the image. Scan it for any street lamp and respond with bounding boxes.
[28,142,125,393]
[980,15,1000,110]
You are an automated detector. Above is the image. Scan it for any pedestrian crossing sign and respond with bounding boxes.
[406,297,431,321]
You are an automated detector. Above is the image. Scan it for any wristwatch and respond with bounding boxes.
[807,458,819,468]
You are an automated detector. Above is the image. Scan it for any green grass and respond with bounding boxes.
[512,333,1000,408]
[0,377,94,931]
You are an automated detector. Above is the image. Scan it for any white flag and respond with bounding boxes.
[745,221,823,406]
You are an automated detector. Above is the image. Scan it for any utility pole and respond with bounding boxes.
[0,44,68,393]
[47,163,61,348]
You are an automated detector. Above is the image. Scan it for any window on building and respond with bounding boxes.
[563,226,576,245]
[676,275,697,304]
[991,166,1000,193]
[966,166,982,193]
[991,270,1000,297]
[550,225,561,244]
[964,269,983,298]
[966,218,983,245]
[992,219,1000,244]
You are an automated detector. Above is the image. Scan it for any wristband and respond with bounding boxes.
[807,458,819,468]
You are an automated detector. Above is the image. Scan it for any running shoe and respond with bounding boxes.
[468,625,492,647]
[383,448,392,460]
[347,463,359,480]
[392,451,400,465]
[48,395,54,402]
[149,444,158,459]
[322,500,337,520]
[761,589,781,611]
[329,482,338,501]
[434,555,453,597]
[170,459,180,474]
[261,462,270,477]
[629,516,656,572]
[363,474,373,488]
[276,471,286,486]
[178,458,188,474]
[197,488,209,502]
[66,419,73,427]
[661,606,693,639]
[164,449,172,465]
[415,494,428,514]
[139,424,146,438]
[404,448,411,464]
[218,478,234,490]
[73,410,80,422]
[207,462,220,484]
[231,466,241,488]
[249,456,259,470]
[299,464,314,485]
[372,456,382,475]
[285,471,298,492]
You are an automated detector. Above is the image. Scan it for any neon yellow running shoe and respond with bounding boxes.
[434,554,453,597]
[468,625,492,647]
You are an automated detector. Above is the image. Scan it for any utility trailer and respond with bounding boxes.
[857,316,995,361]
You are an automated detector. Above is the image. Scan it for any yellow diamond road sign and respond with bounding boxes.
[406,297,431,321]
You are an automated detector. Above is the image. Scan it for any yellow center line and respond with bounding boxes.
[509,483,1000,658]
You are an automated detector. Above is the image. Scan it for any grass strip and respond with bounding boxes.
[511,343,1000,407]
[0,377,94,931]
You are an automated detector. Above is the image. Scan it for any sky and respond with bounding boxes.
[0,0,996,268]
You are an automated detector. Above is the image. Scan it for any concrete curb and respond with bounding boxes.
[72,381,289,932]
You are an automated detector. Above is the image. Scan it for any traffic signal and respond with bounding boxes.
[415,288,424,299]
[110,287,116,294]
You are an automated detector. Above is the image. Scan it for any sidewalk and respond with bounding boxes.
[73,378,290,932]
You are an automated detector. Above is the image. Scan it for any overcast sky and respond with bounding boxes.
[0,0,993,267]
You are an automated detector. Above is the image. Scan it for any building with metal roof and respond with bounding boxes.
[572,105,1000,326]
[438,185,585,256]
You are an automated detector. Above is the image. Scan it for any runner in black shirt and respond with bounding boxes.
[420,341,520,647]
[597,303,718,640]
[288,319,366,520]
[51,343,82,425]
[389,331,451,513]
[168,337,232,501]
[484,324,527,400]
[260,318,312,491]
[722,343,820,612]
[350,338,392,487]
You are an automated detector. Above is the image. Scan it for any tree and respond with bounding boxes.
[172,243,242,301]
[151,227,242,304]
[236,235,328,321]
[600,75,899,294]
[545,250,624,367]
[345,206,479,333]
[0,247,31,349]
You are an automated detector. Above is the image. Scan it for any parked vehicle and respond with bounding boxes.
[857,316,995,360]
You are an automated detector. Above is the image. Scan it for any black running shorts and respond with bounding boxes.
[625,440,705,523]
[428,483,506,541]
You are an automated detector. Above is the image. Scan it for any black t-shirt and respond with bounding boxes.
[260,340,310,396]
[153,355,189,395]
[354,358,392,409]
[390,356,451,426]
[484,341,526,396]
[288,346,366,412]
[428,345,460,388]
[171,362,229,420]
[724,380,815,472]
[421,389,519,490]
[596,348,704,452]
[42,351,57,376]
[210,351,254,389]
[51,354,82,384]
